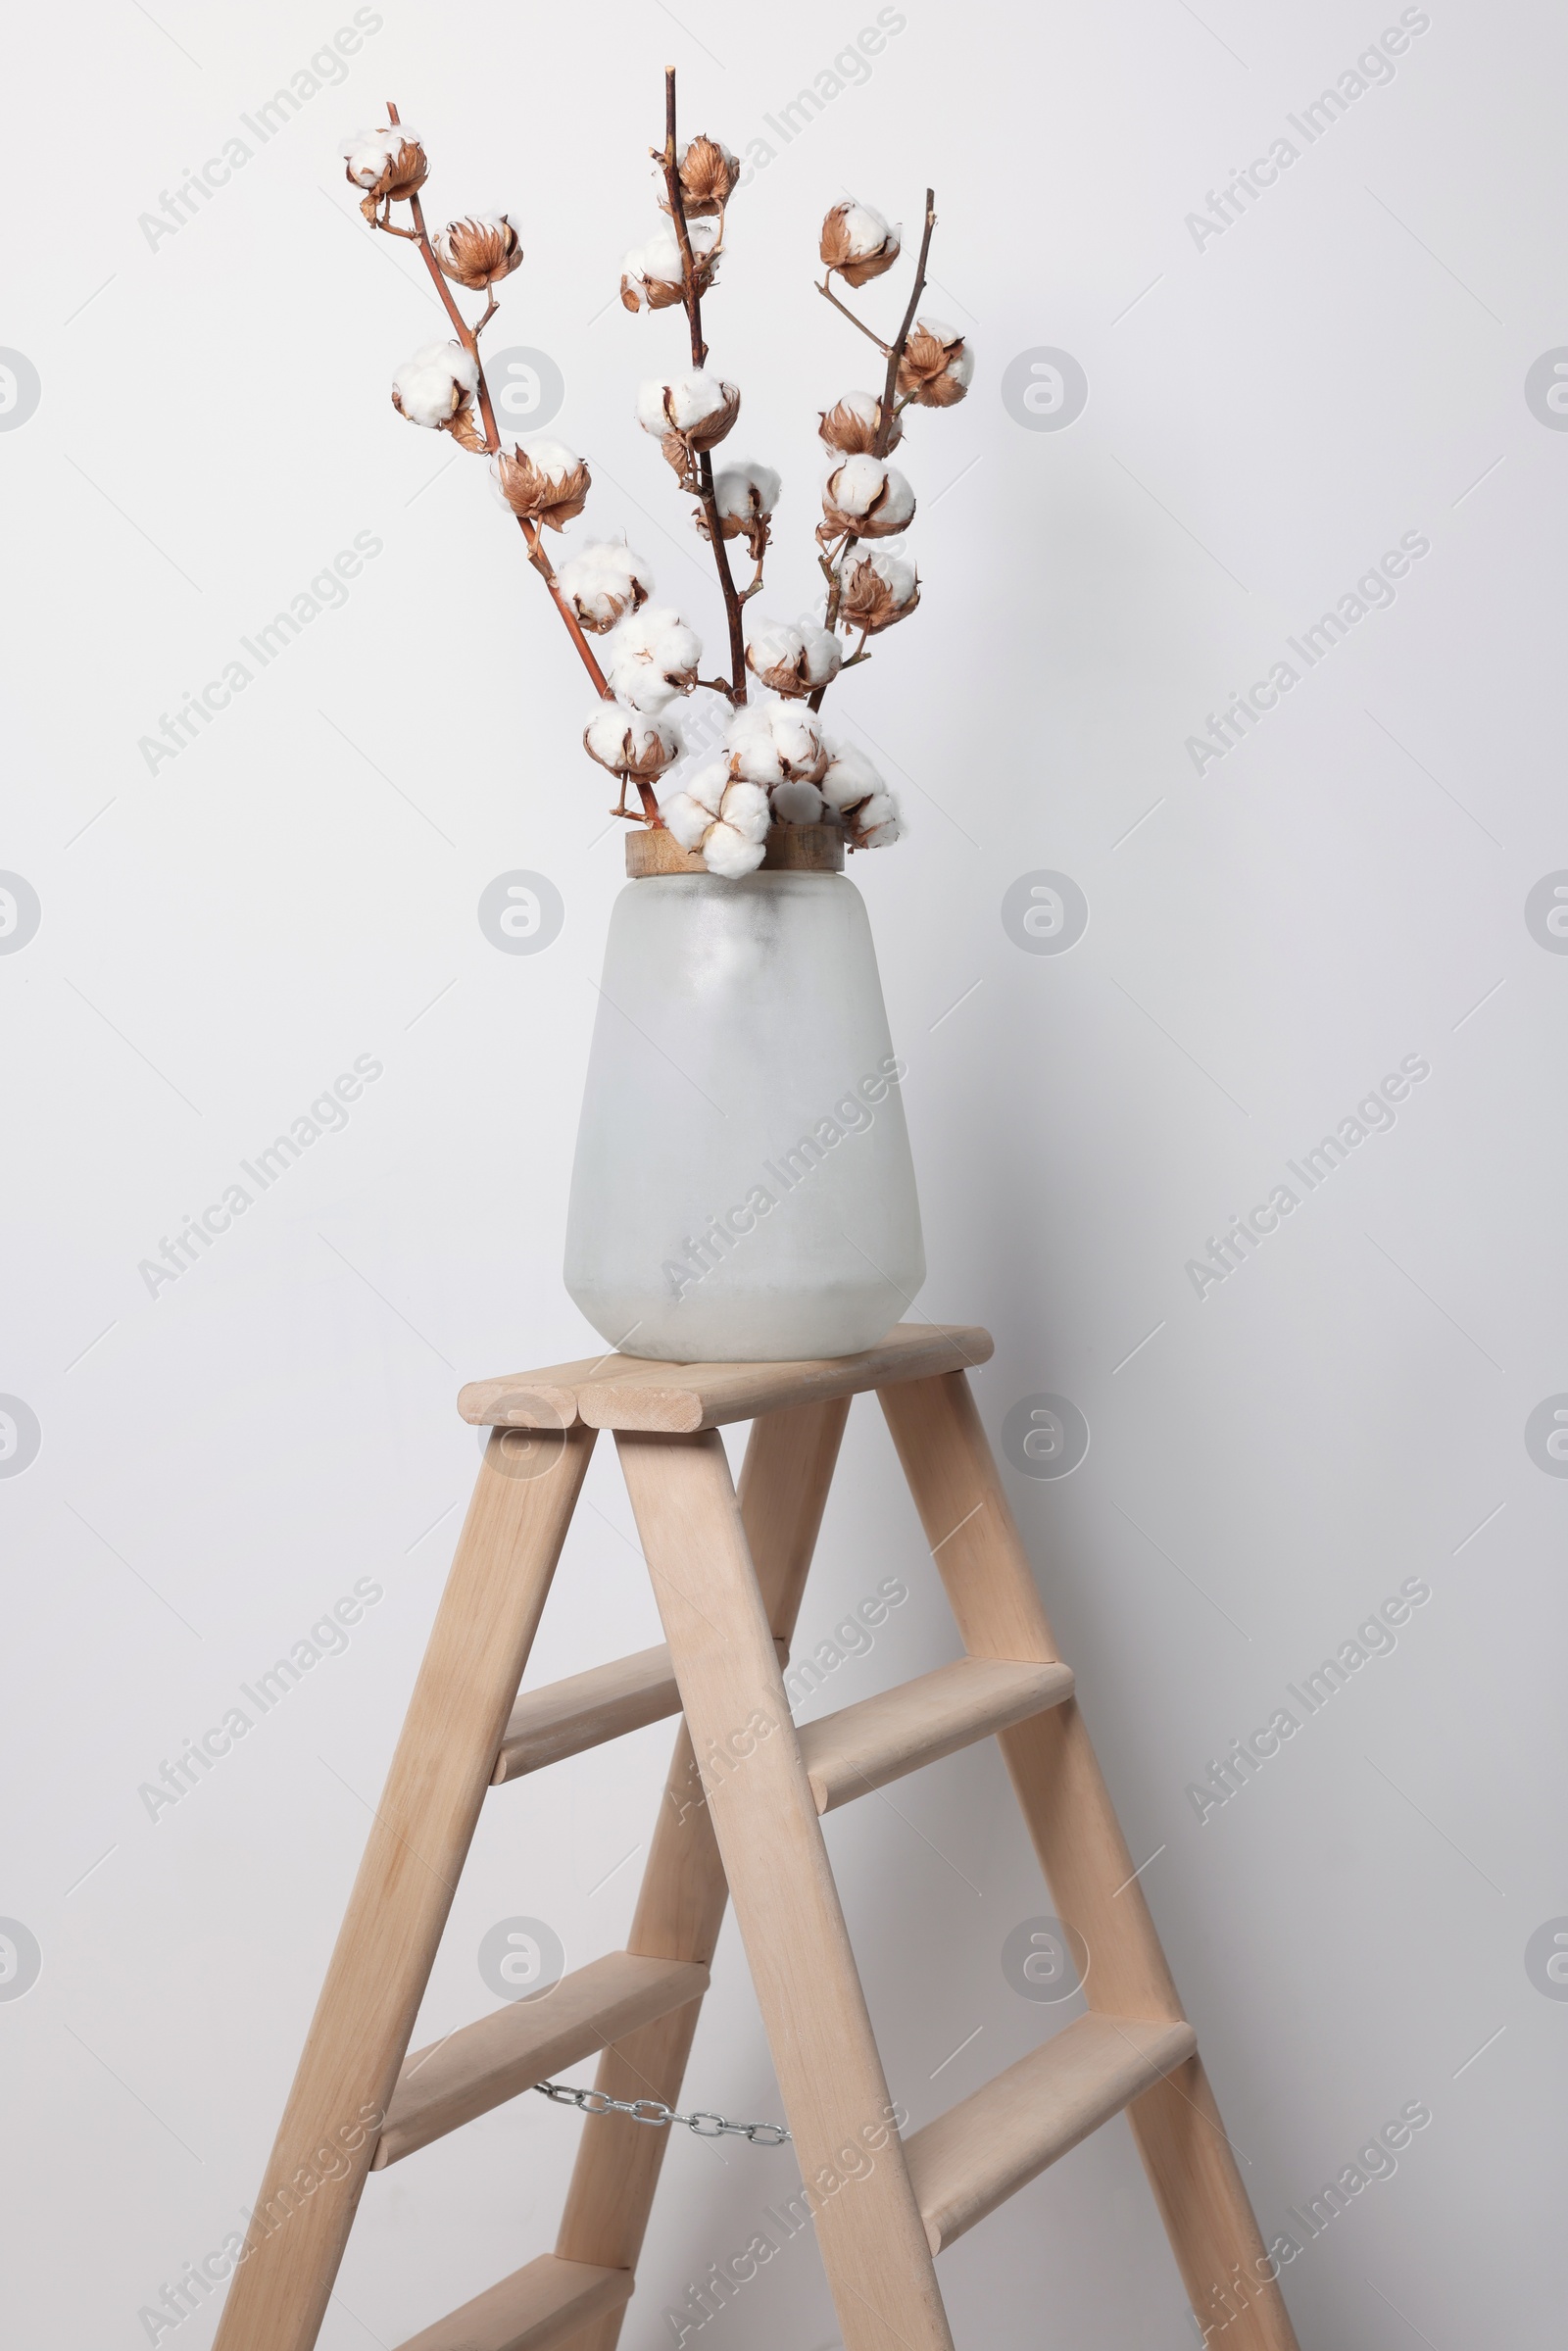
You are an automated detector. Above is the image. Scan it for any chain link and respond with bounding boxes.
[532,2078,790,2147]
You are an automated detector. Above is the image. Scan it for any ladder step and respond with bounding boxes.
[373,1952,709,2168]
[906,2013,1199,2252]
[492,1644,680,1785]
[569,1322,995,1431]
[396,2254,633,2351]
[796,1655,1075,1813]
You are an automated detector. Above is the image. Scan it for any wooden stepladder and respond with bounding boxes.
[213,1325,1299,2351]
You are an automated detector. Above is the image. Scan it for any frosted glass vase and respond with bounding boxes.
[564,863,925,1362]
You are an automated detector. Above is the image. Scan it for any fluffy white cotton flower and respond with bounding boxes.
[724,699,829,787]
[771,778,827,825]
[636,373,741,475]
[661,764,770,877]
[606,604,703,710]
[342,124,427,200]
[702,808,771,877]
[820,455,915,538]
[511,437,577,482]
[620,217,719,311]
[897,316,974,407]
[582,704,680,781]
[818,389,902,455]
[392,340,479,429]
[837,547,920,635]
[662,759,728,843]
[556,543,655,633]
[835,202,896,259]
[854,787,904,848]
[343,125,412,183]
[637,369,736,437]
[819,743,885,814]
[745,617,842,699]
[715,462,781,518]
[819,201,902,285]
[709,462,780,559]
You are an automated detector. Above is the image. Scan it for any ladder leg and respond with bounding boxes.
[1130,2057,1301,2350]
[213,1425,597,2351]
[880,1372,1299,2351]
[556,1398,850,2351]
[615,1424,955,2351]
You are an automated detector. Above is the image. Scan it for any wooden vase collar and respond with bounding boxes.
[625,824,846,878]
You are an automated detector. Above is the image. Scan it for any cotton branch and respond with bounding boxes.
[660,67,749,703]
[808,189,937,712]
[376,100,611,702]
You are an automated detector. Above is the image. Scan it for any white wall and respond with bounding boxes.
[3,2,1562,2344]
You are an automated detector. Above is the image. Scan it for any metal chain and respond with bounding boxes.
[532,2078,790,2147]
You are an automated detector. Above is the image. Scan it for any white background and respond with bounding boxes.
[3,1,1564,2344]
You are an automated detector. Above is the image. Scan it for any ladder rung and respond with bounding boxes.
[396,2254,633,2350]
[796,1655,1075,1813]
[373,1952,709,2168]
[906,2012,1199,2252]
[493,1644,680,1785]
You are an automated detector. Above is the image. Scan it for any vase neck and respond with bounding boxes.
[625,825,845,878]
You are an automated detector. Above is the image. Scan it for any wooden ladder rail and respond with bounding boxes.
[211,1424,597,2351]
[879,1370,1299,2351]
[552,1394,852,2349]
[610,1421,957,2351]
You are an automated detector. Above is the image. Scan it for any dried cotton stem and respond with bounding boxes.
[660,67,749,702]
[810,187,937,710]
[380,100,611,702]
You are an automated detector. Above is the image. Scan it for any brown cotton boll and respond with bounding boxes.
[682,381,741,454]
[745,620,841,700]
[838,552,921,635]
[818,456,915,542]
[818,393,902,456]
[384,137,429,200]
[445,396,489,454]
[677,135,741,217]
[638,373,741,451]
[495,443,592,531]
[620,269,685,314]
[819,202,902,286]
[344,128,428,205]
[434,213,523,290]
[896,319,974,408]
[583,703,680,783]
[704,502,769,562]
